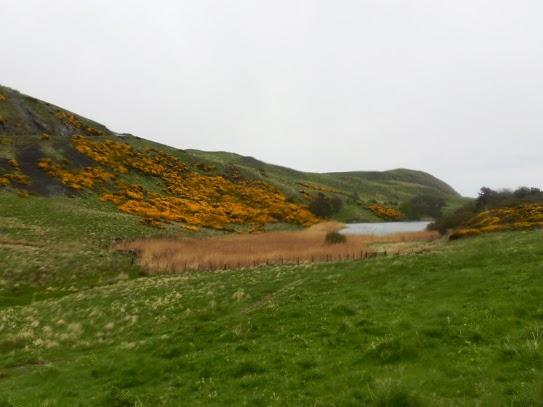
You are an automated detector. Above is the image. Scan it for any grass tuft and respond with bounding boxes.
[369,379,423,407]
[231,361,266,378]
[365,336,417,364]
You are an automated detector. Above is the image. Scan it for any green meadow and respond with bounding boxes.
[1,208,542,405]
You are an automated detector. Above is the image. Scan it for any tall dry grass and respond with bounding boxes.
[116,222,438,273]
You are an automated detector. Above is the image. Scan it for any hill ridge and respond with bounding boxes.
[184,147,457,197]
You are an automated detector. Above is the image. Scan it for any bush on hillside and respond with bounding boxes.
[401,194,446,220]
[309,193,343,218]
[448,203,543,239]
[429,186,543,236]
[367,204,402,220]
[476,186,543,210]
[428,203,477,235]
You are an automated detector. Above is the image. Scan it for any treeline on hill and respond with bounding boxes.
[306,191,447,221]
[430,186,543,235]
[308,193,343,218]
[400,193,446,220]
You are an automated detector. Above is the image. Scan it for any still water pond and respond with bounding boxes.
[340,221,431,236]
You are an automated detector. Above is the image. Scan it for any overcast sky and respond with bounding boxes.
[2,1,543,196]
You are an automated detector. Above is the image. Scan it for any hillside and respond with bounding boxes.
[0,85,462,227]
[184,150,462,222]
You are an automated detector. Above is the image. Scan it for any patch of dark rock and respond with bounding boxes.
[16,144,66,195]
[0,157,10,171]
[56,141,94,168]
[6,91,51,134]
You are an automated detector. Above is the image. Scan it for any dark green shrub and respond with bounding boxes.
[325,231,346,245]
[428,203,477,235]
[309,193,343,218]
[401,194,446,220]
[477,186,543,210]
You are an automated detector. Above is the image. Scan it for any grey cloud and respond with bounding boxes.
[2,0,542,196]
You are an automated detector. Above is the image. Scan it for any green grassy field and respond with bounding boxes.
[1,218,543,405]
[0,191,180,307]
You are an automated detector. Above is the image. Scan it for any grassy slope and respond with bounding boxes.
[184,148,465,222]
[1,228,543,405]
[0,190,294,306]
[0,84,464,224]
[0,191,183,306]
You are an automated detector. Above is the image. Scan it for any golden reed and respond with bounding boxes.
[116,222,438,273]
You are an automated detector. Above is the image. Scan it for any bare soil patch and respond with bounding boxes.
[0,238,42,250]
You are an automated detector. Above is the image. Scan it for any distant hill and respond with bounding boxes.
[0,84,462,228]
[184,149,462,221]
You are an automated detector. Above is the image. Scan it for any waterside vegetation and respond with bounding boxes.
[431,186,543,238]
[117,222,438,274]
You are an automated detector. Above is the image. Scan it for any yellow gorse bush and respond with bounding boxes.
[0,158,30,187]
[8,159,19,169]
[367,204,403,220]
[38,159,115,190]
[452,203,543,239]
[55,111,104,136]
[39,135,318,230]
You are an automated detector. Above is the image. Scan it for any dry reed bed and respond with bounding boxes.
[116,222,438,273]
